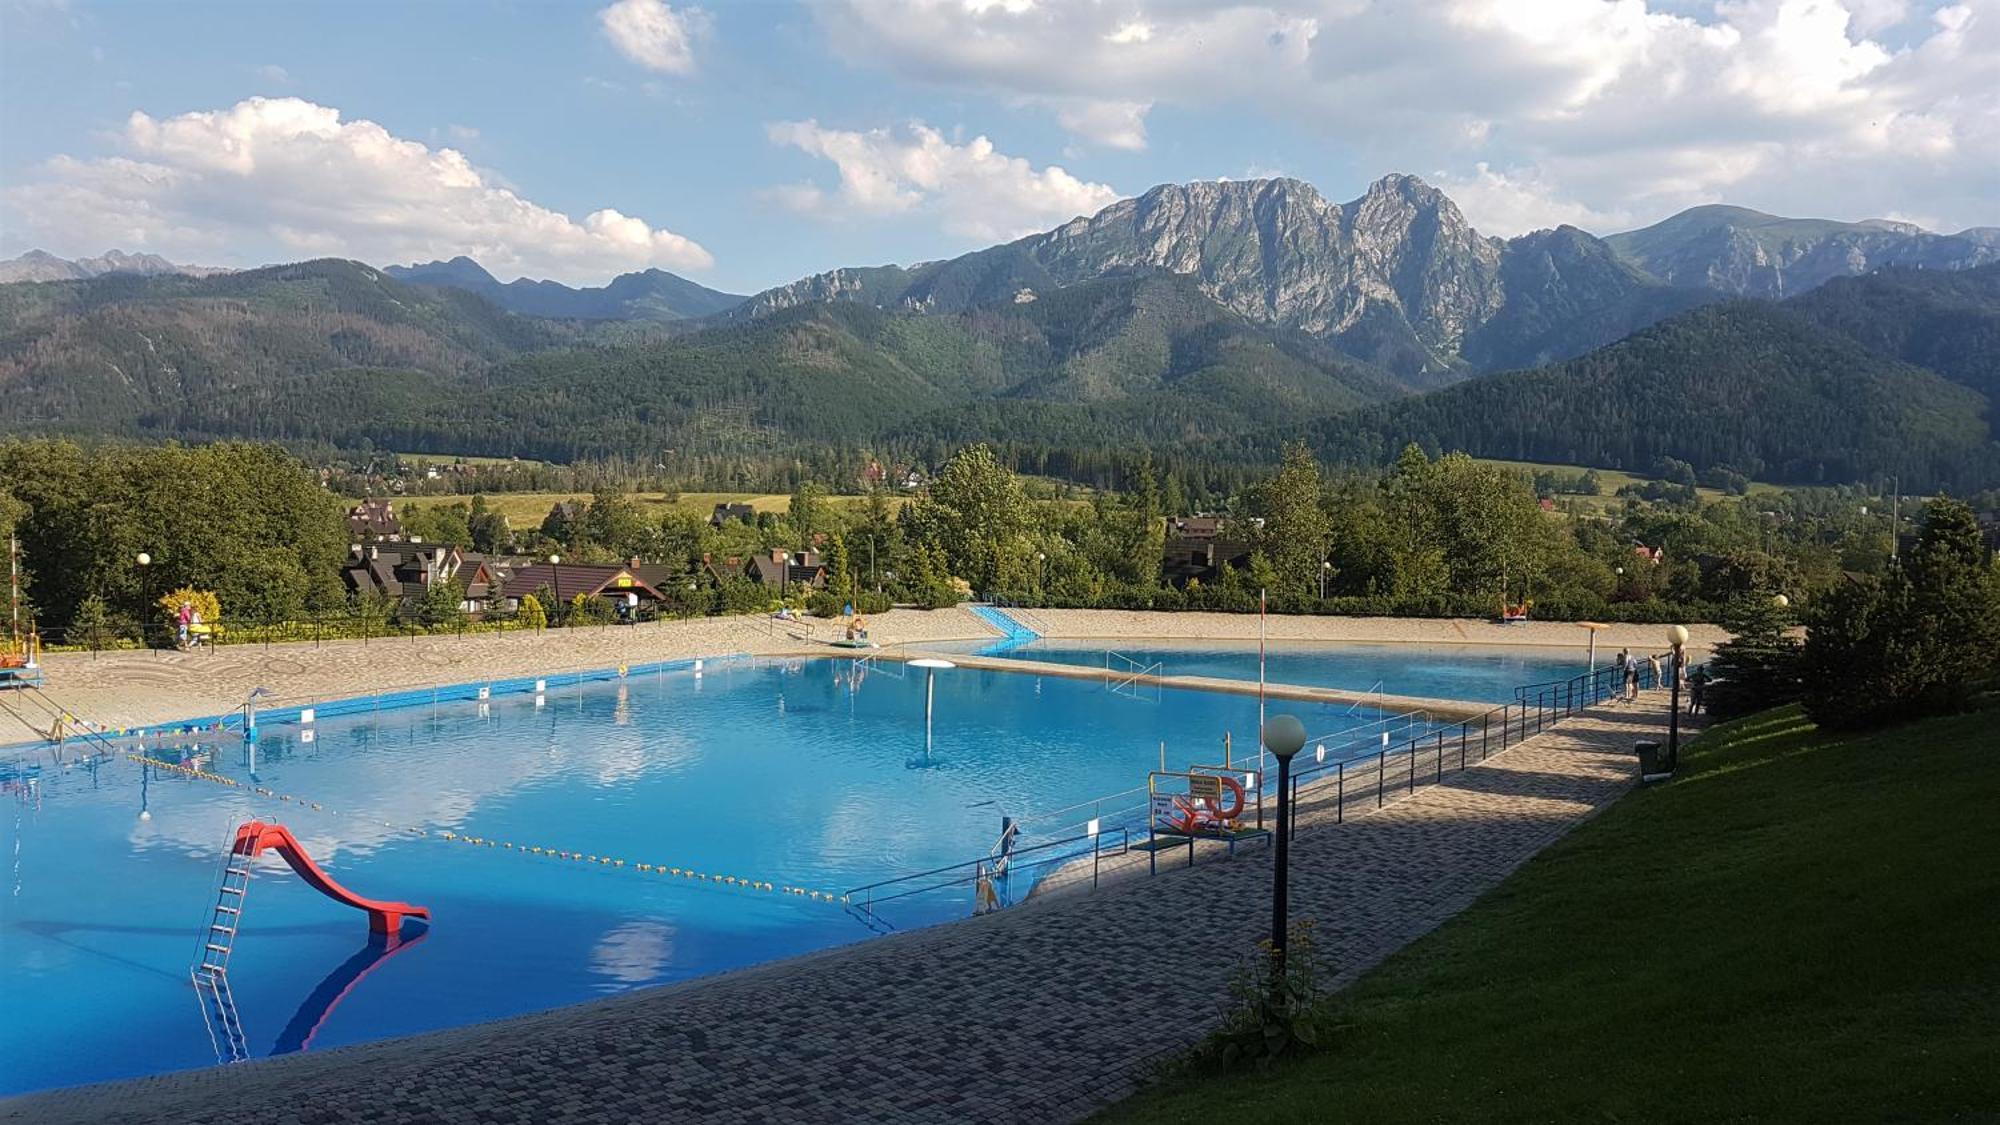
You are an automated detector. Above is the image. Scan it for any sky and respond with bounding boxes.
[2,0,1996,293]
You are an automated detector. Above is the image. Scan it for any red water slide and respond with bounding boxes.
[232,820,430,935]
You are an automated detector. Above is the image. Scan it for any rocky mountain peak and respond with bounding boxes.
[0,248,230,283]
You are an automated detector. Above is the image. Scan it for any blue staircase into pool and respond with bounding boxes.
[968,605,1040,655]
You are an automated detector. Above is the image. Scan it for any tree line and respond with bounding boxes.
[1,436,1969,640]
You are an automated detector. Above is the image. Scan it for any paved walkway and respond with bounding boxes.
[3,696,1678,1124]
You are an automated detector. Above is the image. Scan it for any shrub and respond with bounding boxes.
[517,593,547,630]
[1197,920,1330,1070]
[567,592,613,625]
[156,586,221,626]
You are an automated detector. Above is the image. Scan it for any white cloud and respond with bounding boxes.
[1431,163,1633,237]
[816,0,2000,234]
[254,63,290,85]
[765,119,1122,241]
[1052,98,1151,151]
[1,96,713,282]
[598,0,704,75]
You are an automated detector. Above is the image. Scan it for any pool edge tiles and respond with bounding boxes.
[880,647,1498,722]
[0,652,756,758]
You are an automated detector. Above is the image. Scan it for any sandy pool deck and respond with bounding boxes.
[9,608,1722,739]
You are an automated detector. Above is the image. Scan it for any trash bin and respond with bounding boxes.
[1635,739,1673,781]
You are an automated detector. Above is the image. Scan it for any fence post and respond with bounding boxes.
[1336,761,1344,824]
[1378,750,1385,808]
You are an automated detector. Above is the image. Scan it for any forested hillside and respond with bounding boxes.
[385,257,745,321]
[1317,289,2000,490]
[138,271,1402,461]
[4,250,1998,491]
[1786,265,2000,400]
[0,260,574,432]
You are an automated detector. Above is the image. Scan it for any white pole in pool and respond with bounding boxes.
[909,658,956,754]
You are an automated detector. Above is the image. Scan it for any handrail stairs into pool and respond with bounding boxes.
[1104,650,1164,700]
[222,820,431,936]
[968,604,1041,654]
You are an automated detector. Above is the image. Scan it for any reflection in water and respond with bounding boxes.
[589,920,676,987]
[267,927,429,1056]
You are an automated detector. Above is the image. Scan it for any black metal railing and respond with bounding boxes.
[846,660,1637,923]
[845,827,1132,921]
[1276,662,1630,836]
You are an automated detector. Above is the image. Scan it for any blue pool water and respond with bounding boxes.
[924,638,1587,702]
[0,656,1419,1095]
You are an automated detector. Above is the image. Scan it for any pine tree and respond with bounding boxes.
[1802,498,2000,729]
[1703,597,1803,719]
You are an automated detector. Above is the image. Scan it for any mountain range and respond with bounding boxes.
[1604,206,2000,299]
[0,249,232,284]
[2,173,1996,490]
[383,256,744,322]
[735,175,1724,385]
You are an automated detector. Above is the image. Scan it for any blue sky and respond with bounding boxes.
[4,1,1996,292]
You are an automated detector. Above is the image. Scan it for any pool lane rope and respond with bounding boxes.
[126,752,851,906]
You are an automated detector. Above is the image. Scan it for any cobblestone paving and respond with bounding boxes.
[2,696,1677,1125]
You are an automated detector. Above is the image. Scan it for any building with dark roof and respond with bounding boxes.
[709,502,756,528]
[500,562,666,611]
[346,499,402,541]
[341,543,499,612]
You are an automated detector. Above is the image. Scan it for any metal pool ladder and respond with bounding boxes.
[191,845,253,1063]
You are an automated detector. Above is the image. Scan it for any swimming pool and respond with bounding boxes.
[0,656,1416,1095]
[924,638,1588,702]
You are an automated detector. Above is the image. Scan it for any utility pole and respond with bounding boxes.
[1890,476,1901,569]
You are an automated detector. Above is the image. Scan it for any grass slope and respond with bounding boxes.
[1100,704,2000,1123]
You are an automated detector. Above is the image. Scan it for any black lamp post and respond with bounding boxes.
[1666,624,1688,768]
[1263,713,1307,994]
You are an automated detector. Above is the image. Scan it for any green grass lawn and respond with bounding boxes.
[1098,704,2000,1123]
[1473,457,1790,516]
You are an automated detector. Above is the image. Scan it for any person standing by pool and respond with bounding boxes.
[1688,666,1710,714]
[1648,652,1663,690]
[176,601,192,649]
[1624,661,1641,701]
